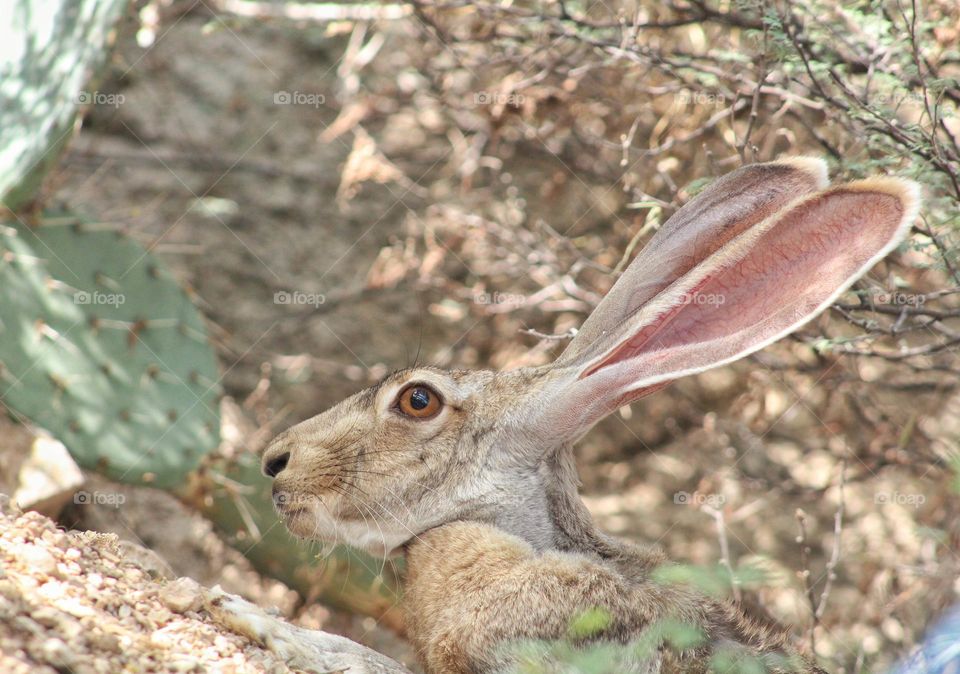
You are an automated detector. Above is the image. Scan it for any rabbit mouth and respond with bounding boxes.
[269,485,413,555]
[275,502,309,527]
[279,503,325,539]
[286,502,412,557]
[271,486,324,523]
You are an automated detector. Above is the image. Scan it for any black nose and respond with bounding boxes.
[263,451,290,478]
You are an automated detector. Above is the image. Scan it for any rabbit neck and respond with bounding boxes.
[471,450,593,554]
[489,477,559,552]
[471,445,667,572]
[541,446,668,575]
[483,444,665,572]
[539,446,613,551]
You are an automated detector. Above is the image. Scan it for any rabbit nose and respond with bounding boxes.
[264,452,290,478]
[262,444,291,478]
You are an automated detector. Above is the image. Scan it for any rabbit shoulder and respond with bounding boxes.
[403,521,810,674]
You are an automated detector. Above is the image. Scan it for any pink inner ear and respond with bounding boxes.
[559,161,829,368]
[609,381,671,409]
[581,275,715,379]
[584,191,905,381]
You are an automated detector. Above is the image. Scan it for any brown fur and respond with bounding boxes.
[265,366,823,671]
[404,522,817,673]
[260,160,920,674]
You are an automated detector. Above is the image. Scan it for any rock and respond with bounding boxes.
[58,597,96,619]
[160,577,203,614]
[16,543,57,576]
[86,629,120,653]
[31,607,67,629]
[38,636,74,668]
[0,421,37,495]
[116,541,175,580]
[12,436,84,519]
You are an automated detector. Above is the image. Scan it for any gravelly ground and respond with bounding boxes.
[0,498,292,674]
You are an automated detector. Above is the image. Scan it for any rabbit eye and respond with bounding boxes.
[397,385,442,419]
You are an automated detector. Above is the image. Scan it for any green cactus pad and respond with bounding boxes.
[0,214,221,488]
[0,0,129,210]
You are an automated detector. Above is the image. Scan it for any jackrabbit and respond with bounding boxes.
[259,158,920,673]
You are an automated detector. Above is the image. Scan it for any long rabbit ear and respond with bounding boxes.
[525,176,921,446]
[558,157,830,367]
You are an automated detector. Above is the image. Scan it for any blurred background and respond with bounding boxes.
[1,0,959,672]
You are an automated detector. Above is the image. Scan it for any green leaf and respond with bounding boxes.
[568,607,613,639]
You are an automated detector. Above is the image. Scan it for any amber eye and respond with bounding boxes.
[397,384,442,419]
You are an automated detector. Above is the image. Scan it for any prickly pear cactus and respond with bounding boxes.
[0,0,399,620]
[0,214,221,488]
[0,0,130,210]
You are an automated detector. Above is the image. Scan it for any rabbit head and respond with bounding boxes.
[262,157,920,557]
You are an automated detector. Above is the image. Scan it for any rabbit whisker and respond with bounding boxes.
[369,482,438,554]
[358,452,445,498]
[346,496,394,579]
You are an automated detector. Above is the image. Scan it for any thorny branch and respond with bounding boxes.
[209,0,960,403]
